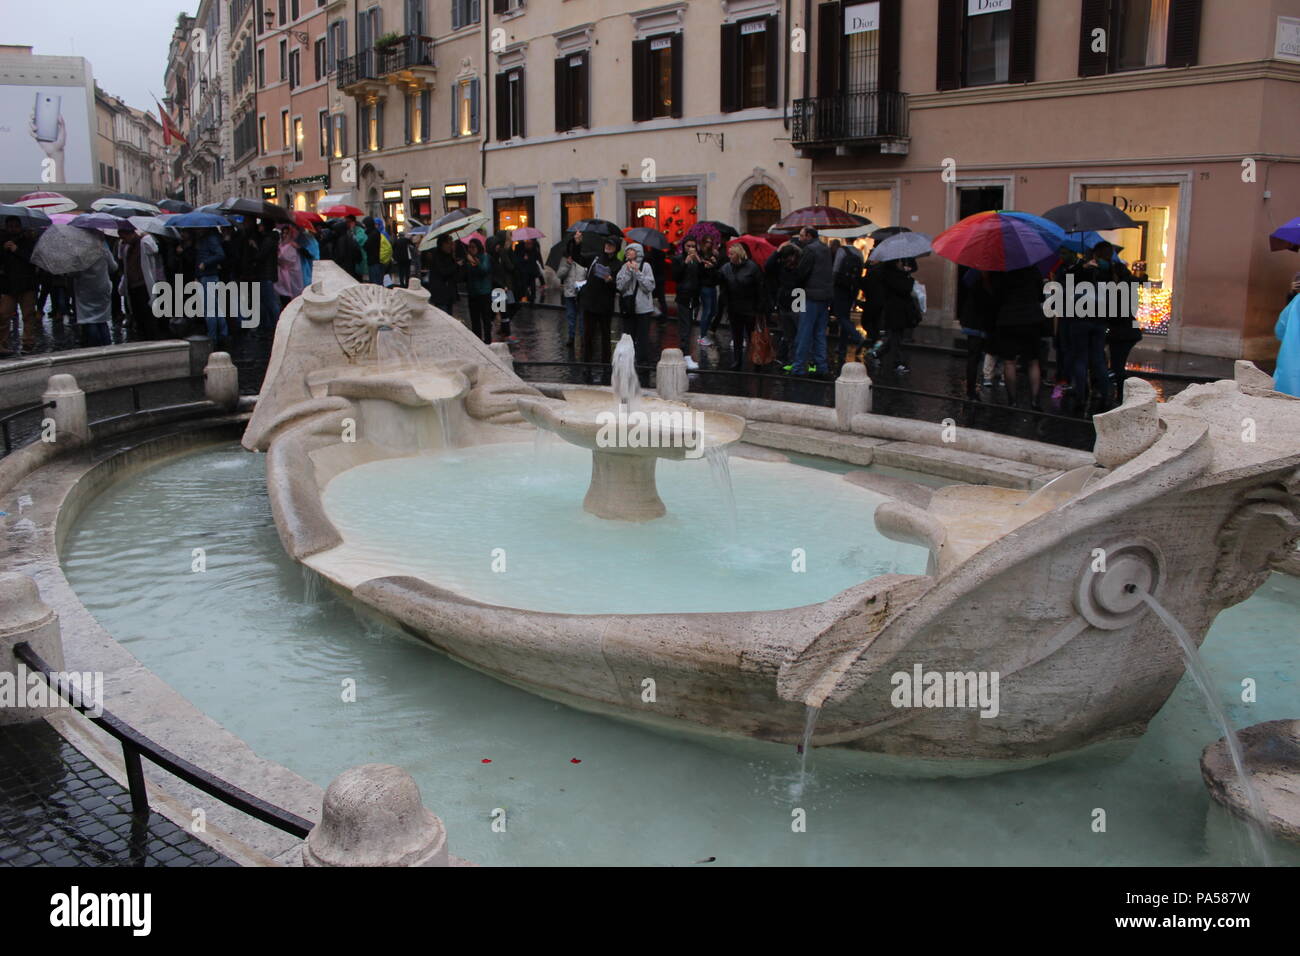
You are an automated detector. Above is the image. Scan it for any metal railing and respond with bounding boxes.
[13,642,314,838]
[791,90,909,146]
[377,34,435,75]
[336,49,378,89]
[0,401,54,455]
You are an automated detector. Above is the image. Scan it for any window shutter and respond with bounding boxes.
[470,0,480,24]
[555,56,568,131]
[765,15,779,108]
[577,54,589,127]
[816,1,841,96]
[632,38,650,121]
[517,70,526,138]
[495,72,509,139]
[327,25,335,73]
[670,33,683,118]
[935,0,961,91]
[1077,0,1108,77]
[1008,0,1037,83]
[470,77,479,133]
[493,0,508,13]
[1165,0,1202,67]
[376,100,384,149]
[877,0,901,92]
[404,93,412,143]
[720,23,739,113]
[452,0,461,31]
[340,22,347,60]
[421,90,430,141]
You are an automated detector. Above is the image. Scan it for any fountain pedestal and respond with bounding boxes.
[586,450,665,522]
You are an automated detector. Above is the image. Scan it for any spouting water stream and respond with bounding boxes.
[704,445,737,536]
[1138,591,1273,865]
[611,334,640,412]
[792,705,821,799]
[434,399,454,448]
[1017,464,1100,510]
[376,325,417,369]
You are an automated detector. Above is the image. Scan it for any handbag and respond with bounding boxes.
[749,315,776,366]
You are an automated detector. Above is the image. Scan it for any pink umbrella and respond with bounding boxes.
[510,226,546,241]
[16,191,77,214]
[50,213,78,225]
[460,231,487,245]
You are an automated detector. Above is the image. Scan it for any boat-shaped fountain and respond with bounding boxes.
[243,262,1300,776]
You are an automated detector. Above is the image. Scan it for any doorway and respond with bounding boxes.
[955,185,1005,323]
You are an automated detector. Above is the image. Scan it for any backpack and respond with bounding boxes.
[833,248,862,291]
[379,234,393,265]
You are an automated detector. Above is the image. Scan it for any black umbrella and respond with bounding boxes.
[546,239,569,271]
[96,204,157,219]
[0,204,52,229]
[157,199,194,213]
[1042,201,1139,233]
[625,227,670,251]
[701,220,739,240]
[565,218,621,237]
[869,226,912,242]
[101,192,155,205]
[217,197,293,223]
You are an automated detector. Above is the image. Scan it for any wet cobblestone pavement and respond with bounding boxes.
[0,721,236,867]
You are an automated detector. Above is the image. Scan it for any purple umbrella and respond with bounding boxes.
[1269,217,1300,252]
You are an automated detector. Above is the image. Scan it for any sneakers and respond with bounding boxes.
[698,336,713,347]
[894,364,910,374]
[684,355,699,371]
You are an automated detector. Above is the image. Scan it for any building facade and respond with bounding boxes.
[327,0,486,227]
[798,0,1300,361]
[477,0,814,245]
[252,0,331,212]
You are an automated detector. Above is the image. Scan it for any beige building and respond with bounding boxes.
[328,0,487,228]
[798,0,1300,361]
[479,0,814,243]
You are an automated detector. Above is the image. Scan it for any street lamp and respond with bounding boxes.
[263,8,309,46]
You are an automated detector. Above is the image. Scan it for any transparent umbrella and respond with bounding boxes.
[31,224,110,275]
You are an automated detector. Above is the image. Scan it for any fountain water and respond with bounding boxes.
[704,445,738,536]
[1139,591,1273,864]
[301,566,322,605]
[1017,464,1100,510]
[375,325,417,370]
[611,334,640,411]
[792,705,821,799]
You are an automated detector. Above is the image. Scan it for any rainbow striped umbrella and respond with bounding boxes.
[933,210,1066,271]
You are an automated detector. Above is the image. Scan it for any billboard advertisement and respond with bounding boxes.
[0,83,94,185]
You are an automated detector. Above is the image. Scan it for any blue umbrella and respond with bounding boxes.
[169,211,232,229]
[70,212,128,234]
[1269,216,1300,252]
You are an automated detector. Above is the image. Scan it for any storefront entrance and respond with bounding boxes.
[494,196,535,235]
[626,192,698,248]
[1081,183,1181,335]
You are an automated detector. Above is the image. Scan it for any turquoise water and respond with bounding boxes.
[61,443,1300,866]
[318,440,929,614]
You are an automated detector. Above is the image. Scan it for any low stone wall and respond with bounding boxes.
[0,339,204,409]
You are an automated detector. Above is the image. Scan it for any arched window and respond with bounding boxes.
[741,184,781,235]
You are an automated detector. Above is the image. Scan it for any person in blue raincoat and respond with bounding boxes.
[1274,293,1300,396]
[297,228,320,286]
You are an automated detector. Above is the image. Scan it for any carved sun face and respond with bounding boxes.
[333,284,411,360]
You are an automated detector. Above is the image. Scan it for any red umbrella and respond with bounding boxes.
[727,234,779,267]
[294,210,324,230]
[321,204,364,218]
[771,205,869,233]
[15,191,77,214]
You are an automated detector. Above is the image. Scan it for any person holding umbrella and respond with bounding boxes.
[830,239,867,366]
[576,232,621,372]
[194,222,227,344]
[0,215,40,354]
[788,226,834,376]
[463,237,493,344]
[693,228,722,347]
[671,238,704,369]
[1066,240,1124,413]
[254,219,281,336]
[765,241,803,366]
[276,225,305,312]
[424,234,462,317]
[616,242,657,363]
[555,236,587,349]
[988,265,1047,408]
[115,221,164,341]
[717,241,763,371]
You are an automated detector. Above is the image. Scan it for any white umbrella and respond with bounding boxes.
[821,223,878,239]
[91,196,161,215]
[419,209,490,251]
[869,231,933,262]
[15,191,77,214]
[128,215,179,240]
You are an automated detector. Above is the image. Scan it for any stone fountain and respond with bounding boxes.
[516,335,745,521]
[244,263,1300,797]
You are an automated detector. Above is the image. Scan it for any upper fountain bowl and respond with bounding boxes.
[516,389,745,460]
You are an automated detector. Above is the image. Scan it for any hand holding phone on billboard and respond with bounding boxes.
[30,93,67,183]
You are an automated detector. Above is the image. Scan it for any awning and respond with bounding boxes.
[316,192,354,212]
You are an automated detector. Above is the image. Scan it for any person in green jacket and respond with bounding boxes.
[463,238,493,343]
[346,215,368,276]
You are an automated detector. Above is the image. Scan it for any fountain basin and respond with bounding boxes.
[516,390,746,522]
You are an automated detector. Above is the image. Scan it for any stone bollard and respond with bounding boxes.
[0,574,67,726]
[42,374,90,449]
[204,352,240,412]
[187,335,213,377]
[656,348,689,402]
[303,764,449,867]
[489,341,514,371]
[835,362,872,430]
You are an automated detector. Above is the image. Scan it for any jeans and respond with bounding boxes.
[1,289,38,346]
[196,277,227,343]
[583,311,612,367]
[79,322,111,347]
[562,295,579,341]
[698,286,718,339]
[468,294,492,343]
[1065,319,1111,407]
[368,263,386,285]
[259,279,281,336]
[792,299,830,372]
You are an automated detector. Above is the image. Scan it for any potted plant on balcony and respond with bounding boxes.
[374,32,403,51]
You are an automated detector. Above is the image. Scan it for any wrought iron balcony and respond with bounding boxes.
[336,50,384,98]
[377,34,436,87]
[792,90,909,151]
